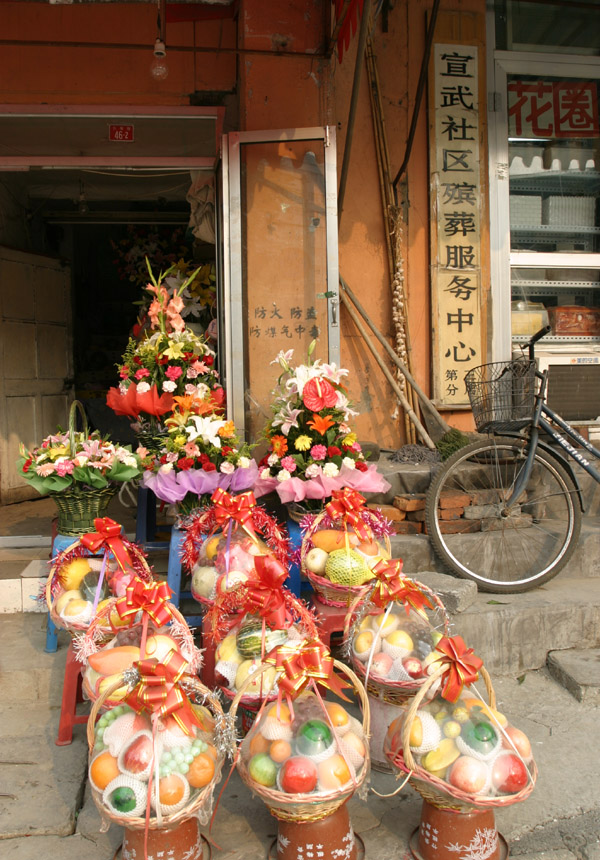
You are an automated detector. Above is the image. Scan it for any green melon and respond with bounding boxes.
[324,549,371,586]
[236,618,288,658]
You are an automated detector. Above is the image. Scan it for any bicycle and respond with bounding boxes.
[424,325,600,593]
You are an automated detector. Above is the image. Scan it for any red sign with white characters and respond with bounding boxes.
[108,124,135,142]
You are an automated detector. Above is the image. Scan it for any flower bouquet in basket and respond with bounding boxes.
[106,260,224,450]
[182,489,290,610]
[78,579,202,712]
[140,397,258,517]
[229,639,370,858]
[298,488,394,608]
[383,636,537,860]
[252,343,391,512]
[86,645,225,844]
[342,558,449,700]
[46,517,153,636]
[206,554,318,715]
[17,401,142,537]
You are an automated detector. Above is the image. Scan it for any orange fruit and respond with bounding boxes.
[90,751,120,790]
[312,529,359,553]
[266,702,291,723]
[88,645,140,675]
[270,740,292,763]
[204,743,218,761]
[325,702,350,729]
[187,752,215,789]
[158,774,185,806]
[249,733,271,756]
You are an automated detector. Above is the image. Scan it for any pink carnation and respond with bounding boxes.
[280,456,297,473]
[166,365,183,381]
[135,367,150,380]
[55,460,74,477]
[310,444,327,461]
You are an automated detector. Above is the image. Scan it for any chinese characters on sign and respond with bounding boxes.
[248,302,320,341]
[430,44,482,405]
[508,80,599,139]
[108,124,135,142]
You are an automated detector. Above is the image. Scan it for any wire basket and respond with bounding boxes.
[231,660,371,823]
[464,359,536,433]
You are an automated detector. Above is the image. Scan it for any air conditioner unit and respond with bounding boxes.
[536,347,600,422]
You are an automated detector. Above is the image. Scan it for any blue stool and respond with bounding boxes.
[135,486,170,552]
[166,525,204,627]
[45,532,80,654]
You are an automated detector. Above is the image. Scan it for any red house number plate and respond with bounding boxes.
[109,124,134,142]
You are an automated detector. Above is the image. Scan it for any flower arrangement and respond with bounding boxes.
[140,395,258,514]
[17,429,142,496]
[134,260,217,338]
[106,260,224,438]
[252,343,390,507]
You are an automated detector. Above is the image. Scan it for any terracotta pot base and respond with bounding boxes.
[409,801,508,860]
[119,817,207,860]
[269,803,364,860]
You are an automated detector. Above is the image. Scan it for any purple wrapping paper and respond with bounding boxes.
[142,460,259,505]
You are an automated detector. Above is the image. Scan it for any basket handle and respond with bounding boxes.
[68,399,89,457]
[401,664,494,772]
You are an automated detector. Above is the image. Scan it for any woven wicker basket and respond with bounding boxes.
[301,510,392,608]
[390,664,537,813]
[231,660,371,823]
[87,674,225,831]
[46,536,153,637]
[343,581,449,698]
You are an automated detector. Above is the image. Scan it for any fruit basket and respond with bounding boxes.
[383,636,537,812]
[342,560,449,703]
[299,489,393,607]
[77,580,202,710]
[230,640,370,823]
[207,555,319,718]
[46,517,153,636]
[181,488,290,610]
[87,665,225,834]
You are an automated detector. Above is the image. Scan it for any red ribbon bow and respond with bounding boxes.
[430,635,483,703]
[80,517,132,572]
[325,488,372,542]
[126,651,201,736]
[113,579,174,629]
[212,488,256,536]
[270,639,352,702]
[370,560,434,614]
[244,555,290,631]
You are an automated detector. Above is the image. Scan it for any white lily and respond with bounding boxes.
[186,415,225,448]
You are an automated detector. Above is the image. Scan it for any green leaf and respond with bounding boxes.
[486,600,508,605]
[43,475,73,492]
[517,674,526,684]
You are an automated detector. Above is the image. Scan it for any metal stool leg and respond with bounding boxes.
[167,526,204,627]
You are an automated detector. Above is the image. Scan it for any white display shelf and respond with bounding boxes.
[509,171,600,194]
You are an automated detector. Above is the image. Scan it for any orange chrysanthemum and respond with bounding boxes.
[307,413,336,435]
[271,435,288,457]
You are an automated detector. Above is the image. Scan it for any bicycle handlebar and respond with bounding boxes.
[520,324,552,360]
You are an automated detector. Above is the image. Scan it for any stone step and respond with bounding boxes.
[546,648,600,704]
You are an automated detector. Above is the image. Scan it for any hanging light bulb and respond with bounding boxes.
[150,38,169,81]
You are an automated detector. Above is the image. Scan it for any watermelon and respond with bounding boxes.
[236,618,288,658]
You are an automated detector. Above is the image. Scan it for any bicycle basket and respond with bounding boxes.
[464,359,536,432]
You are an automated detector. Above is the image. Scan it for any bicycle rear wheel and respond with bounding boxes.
[424,436,581,593]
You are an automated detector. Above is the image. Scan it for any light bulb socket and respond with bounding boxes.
[153,38,166,58]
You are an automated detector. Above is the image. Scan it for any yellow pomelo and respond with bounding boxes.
[54,589,83,615]
[62,598,91,617]
[60,558,93,591]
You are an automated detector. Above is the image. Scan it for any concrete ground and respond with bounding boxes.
[1,613,600,860]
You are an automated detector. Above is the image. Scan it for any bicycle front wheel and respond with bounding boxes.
[424,436,581,593]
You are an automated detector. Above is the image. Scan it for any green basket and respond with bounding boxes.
[49,400,119,537]
[135,429,169,456]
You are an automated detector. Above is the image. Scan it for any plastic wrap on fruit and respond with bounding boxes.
[383,636,536,800]
[88,657,224,828]
[344,559,448,691]
[300,489,393,587]
[240,640,367,798]
[47,518,153,634]
[209,555,318,702]
[182,489,290,605]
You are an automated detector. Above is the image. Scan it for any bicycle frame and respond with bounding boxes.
[501,365,600,512]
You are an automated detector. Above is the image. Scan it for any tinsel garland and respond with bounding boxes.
[50,539,153,595]
[180,501,290,571]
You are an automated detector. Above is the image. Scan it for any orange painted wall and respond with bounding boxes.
[0,0,487,446]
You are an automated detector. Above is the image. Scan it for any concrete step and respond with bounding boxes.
[546,648,600,704]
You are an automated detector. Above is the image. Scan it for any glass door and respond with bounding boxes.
[221,128,339,440]
[489,56,600,359]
